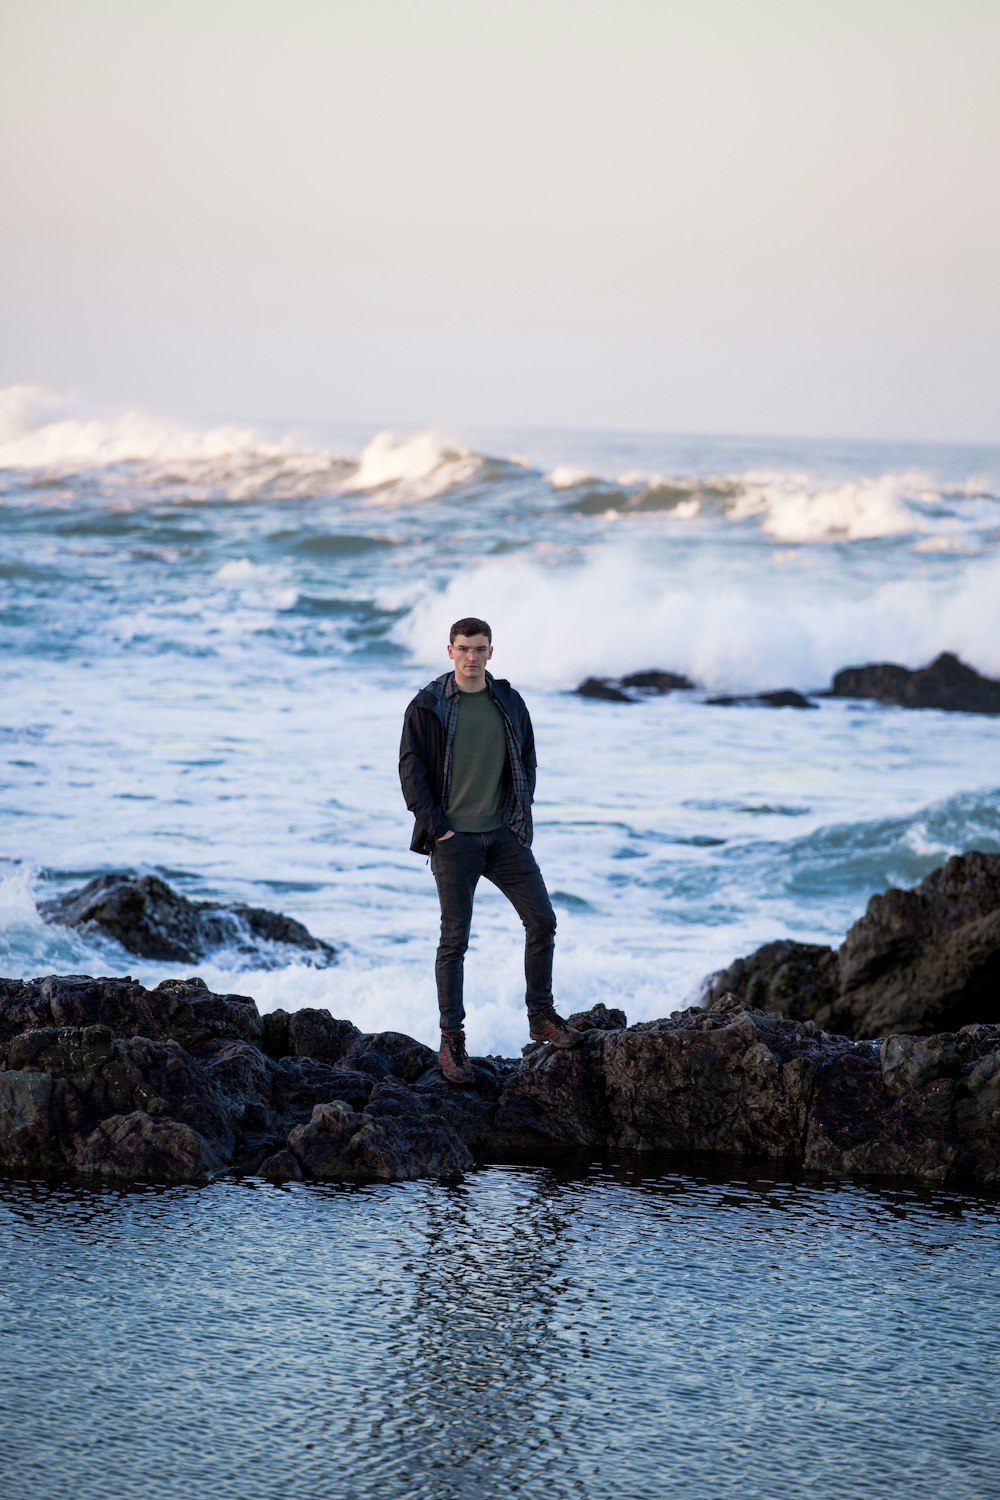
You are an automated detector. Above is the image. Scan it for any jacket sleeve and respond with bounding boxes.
[399,702,451,840]
[517,695,538,802]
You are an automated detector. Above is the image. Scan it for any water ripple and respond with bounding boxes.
[1,1163,996,1500]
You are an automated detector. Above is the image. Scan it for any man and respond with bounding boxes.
[399,616,580,1084]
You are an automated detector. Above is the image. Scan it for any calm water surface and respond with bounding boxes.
[2,1161,997,1500]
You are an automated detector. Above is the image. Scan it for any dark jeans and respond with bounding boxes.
[430,825,557,1033]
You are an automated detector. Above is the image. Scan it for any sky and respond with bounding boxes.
[1,0,998,441]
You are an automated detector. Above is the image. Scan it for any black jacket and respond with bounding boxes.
[399,670,537,854]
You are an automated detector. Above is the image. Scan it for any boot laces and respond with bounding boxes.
[444,1030,468,1063]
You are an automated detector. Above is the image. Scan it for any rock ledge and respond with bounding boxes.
[2,976,997,1188]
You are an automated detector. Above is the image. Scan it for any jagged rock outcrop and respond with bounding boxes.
[827,651,1000,715]
[40,872,336,966]
[1,975,998,1187]
[703,851,1000,1038]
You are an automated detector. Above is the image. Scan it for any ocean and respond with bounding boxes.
[3,384,1000,1500]
[2,383,998,1055]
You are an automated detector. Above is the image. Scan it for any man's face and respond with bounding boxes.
[448,633,493,688]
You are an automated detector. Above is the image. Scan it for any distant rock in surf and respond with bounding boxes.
[620,670,695,693]
[827,651,1000,715]
[575,677,636,702]
[39,872,336,967]
[706,689,817,710]
[703,850,1000,1039]
[574,670,695,702]
[2,976,999,1187]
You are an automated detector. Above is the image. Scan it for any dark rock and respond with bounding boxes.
[706,689,817,709]
[828,652,1000,715]
[619,670,695,693]
[287,1080,473,1182]
[494,1034,610,1149]
[261,1006,362,1064]
[574,677,635,703]
[600,1008,820,1159]
[0,1015,234,1178]
[414,1056,513,1153]
[39,872,337,966]
[0,1070,69,1173]
[703,942,840,1025]
[257,1148,303,1181]
[75,1113,218,1181]
[3,972,1000,1187]
[271,1056,375,1123]
[568,1002,628,1031]
[340,1030,438,1083]
[191,1038,282,1166]
[0,973,262,1051]
[703,851,1000,1039]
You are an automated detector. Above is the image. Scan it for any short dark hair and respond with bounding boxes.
[450,617,492,643]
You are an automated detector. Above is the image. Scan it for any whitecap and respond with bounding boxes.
[0,383,352,499]
[726,469,923,542]
[547,465,597,489]
[343,430,481,502]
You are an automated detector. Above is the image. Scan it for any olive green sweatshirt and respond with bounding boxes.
[445,688,508,831]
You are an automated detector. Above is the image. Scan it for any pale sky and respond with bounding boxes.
[2,0,998,441]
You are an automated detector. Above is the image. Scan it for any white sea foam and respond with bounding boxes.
[212,558,297,608]
[726,469,924,541]
[547,465,597,489]
[0,865,107,973]
[187,929,680,1056]
[0,866,45,929]
[392,544,1000,690]
[345,430,481,501]
[0,384,290,470]
[0,383,358,502]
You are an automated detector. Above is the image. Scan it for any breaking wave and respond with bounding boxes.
[557,467,999,543]
[0,386,487,505]
[392,544,1000,691]
[2,385,996,541]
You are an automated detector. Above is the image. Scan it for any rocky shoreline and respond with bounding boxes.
[5,850,998,1190]
[576,650,1000,713]
[2,973,997,1190]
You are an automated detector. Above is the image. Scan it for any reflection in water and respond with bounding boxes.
[1,1160,997,1500]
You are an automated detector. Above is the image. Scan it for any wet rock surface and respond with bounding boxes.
[40,872,337,966]
[826,651,1000,715]
[703,851,1000,1039]
[1,977,997,1187]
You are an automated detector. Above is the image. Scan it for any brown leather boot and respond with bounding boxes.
[528,1007,582,1049]
[438,1028,475,1085]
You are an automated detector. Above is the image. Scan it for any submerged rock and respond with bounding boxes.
[1,973,998,1187]
[827,651,1000,715]
[703,851,1000,1039]
[40,872,337,966]
[705,689,817,709]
